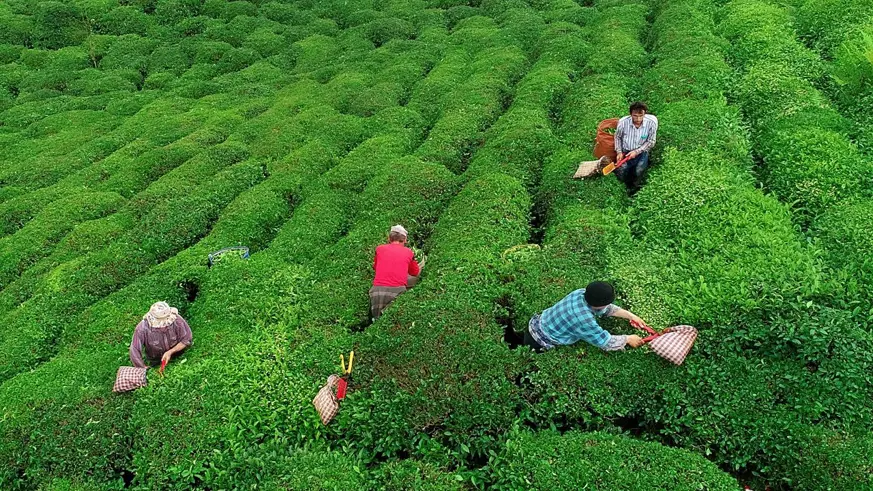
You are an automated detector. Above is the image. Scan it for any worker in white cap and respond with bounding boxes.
[369,225,421,320]
[129,301,192,368]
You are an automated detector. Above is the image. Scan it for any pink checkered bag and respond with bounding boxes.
[312,375,341,425]
[632,320,698,366]
[113,366,148,393]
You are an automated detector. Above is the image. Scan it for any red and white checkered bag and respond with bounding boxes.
[312,375,341,425]
[632,321,698,366]
[113,366,148,393]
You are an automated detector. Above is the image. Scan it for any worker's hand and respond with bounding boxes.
[626,335,644,349]
[627,150,639,159]
[616,152,624,162]
[629,314,647,328]
[161,351,173,365]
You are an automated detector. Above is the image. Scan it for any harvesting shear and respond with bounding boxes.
[337,351,355,400]
[631,319,663,343]
[159,358,168,377]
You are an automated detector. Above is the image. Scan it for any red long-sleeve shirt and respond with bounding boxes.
[373,243,420,287]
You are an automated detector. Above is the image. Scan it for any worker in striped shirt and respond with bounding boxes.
[614,101,658,196]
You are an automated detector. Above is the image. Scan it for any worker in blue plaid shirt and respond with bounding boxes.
[521,281,647,352]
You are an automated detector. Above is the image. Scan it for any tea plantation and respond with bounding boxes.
[1,0,872,489]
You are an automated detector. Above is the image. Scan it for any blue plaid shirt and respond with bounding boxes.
[537,289,617,348]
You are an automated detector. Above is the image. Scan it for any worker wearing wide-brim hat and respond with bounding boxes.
[129,301,192,368]
[369,225,421,321]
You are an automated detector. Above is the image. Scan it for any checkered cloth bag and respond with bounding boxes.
[646,325,698,365]
[313,375,341,425]
[113,366,148,393]
[633,321,698,366]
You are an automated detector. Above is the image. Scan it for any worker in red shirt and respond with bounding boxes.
[369,225,421,320]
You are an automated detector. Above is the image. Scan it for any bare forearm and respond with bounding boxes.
[167,342,187,356]
[609,307,637,321]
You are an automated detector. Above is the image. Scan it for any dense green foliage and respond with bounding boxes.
[0,0,869,490]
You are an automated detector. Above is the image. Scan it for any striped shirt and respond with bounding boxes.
[614,114,658,154]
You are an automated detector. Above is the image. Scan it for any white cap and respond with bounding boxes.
[390,224,408,237]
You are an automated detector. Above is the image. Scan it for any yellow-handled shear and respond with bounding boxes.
[340,351,355,375]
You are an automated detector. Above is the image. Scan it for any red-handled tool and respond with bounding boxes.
[630,319,668,343]
[159,358,168,377]
[337,351,355,400]
[602,154,634,176]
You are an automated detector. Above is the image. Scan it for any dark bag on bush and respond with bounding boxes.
[594,118,619,163]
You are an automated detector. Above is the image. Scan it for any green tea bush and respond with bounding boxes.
[464,107,557,189]
[100,34,160,72]
[406,49,470,125]
[33,1,88,49]
[0,192,124,289]
[291,34,341,73]
[301,157,459,329]
[721,1,873,224]
[223,1,259,21]
[719,0,826,76]
[148,43,191,74]
[794,0,873,58]
[0,10,34,47]
[756,125,871,214]
[154,0,203,25]
[242,27,285,57]
[812,200,873,312]
[416,47,528,173]
[0,161,302,489]
[322,134,413,192]
[98,6,154,36]
[488,430,739,490]
[652,99,751,165]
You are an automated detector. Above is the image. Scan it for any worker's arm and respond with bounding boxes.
[602,334,644,350]
[162,317,193,363]
[129,323,147,368]
[408,258,421,277]
[607,306,646,326]
[161,342,188,363]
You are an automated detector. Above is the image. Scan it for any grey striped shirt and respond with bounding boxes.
[614,114,658,154]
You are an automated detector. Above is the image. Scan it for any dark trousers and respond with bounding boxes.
[522,330,545,353]
[614,151,650,193]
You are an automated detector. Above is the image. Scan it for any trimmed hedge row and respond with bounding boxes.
[719,0,873,324]
[718,0,873,221]
[0,101,373,487]
[574,1,873,488]
[793,0,873,58]
[0,159,266,384]
[0,192,124,289]
[346,173,532,467]
[119,148,457,487]
[828,23,873,154]
[0,161,299,490]
[488,430,738,490]
[415,38,528,172]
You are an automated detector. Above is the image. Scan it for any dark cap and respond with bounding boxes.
[584,281,615,307]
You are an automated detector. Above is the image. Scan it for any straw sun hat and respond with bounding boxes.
[143,301,179,328]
